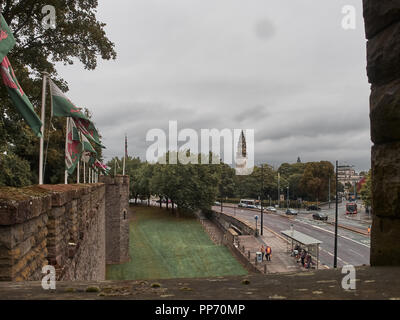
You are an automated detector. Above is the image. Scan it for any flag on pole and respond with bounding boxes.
[80,131,97,155]
[0,56,42,137]
[125,134,128,158]
[73,117,105,148]
[0,14,15,62]
[65,117,82,175]
[49,79,89,120]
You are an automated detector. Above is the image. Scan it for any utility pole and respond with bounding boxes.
[260,164,264,236]
[278,172,280,209]
[287,185,289,209]
[328,174,331,209]
[334,161,339,268]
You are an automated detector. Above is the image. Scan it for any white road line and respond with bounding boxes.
[295,219,370,249]
[319,248,349,265]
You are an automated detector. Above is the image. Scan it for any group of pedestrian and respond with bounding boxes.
[260,244,272,261]
[292,245,314,269]
[299,249,313,269]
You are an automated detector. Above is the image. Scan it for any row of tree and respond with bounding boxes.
[109,154,342,212]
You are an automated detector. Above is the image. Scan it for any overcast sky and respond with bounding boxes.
[56,0,371,172]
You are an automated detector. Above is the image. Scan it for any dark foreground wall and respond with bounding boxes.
[363,1,400,265]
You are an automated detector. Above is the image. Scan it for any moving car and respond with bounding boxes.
[312,212,328,221]
[285,209,298,215]
[266,206,277,212]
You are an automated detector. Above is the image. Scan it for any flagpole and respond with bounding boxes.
[83,160,86,184]
[39,72,48,185]
[123,134,127,176]
[65,117,68,184]
[77,160,80,184]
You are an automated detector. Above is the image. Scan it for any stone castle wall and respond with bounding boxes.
[0,178,129,281]
[99,175,130,264]
[363,0,400,265]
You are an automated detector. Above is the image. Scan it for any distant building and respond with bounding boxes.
[297,156,301,163]
[337,165,360,186]
[235,130,250,175]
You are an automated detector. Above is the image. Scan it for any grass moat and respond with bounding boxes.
[106,206,247,280]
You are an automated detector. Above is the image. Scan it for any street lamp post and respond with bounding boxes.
[278,172,280,209]
[254,215,259,236]
[334,161,339,268]
[287,185,289,209]
[260,164,264,236]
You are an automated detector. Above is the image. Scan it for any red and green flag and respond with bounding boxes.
[65,117,82,175]
[0,56,42,137]
[0,14,15,62]
[49,79,89,120]
[73,117,105,148]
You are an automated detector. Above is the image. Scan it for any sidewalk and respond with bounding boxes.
[236,228,313,274]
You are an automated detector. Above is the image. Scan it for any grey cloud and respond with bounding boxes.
[56,0,371,171]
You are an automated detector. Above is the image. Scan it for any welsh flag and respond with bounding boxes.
[49,79,89,120]
[0,14,15,62]
[73,117,105,148]
[81,132,97,157]
[94,159,110,175]
[0,56,42,137]
[65,117,82,175]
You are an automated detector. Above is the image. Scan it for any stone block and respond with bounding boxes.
[367,21,400,86]
[363,0,400,39]
[371,215,400,265]
[372,142,400,219]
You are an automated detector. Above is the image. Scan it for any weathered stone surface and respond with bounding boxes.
[371,142,400,219]
[367,21,400,86]
[363,0,400,39]
[0,181,113,281]
[370,79,400,143]
[99,175,130,265]
[371,215,400,265]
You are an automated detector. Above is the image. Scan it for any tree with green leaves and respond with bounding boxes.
[0,0,115,186]
[360,170,372,208]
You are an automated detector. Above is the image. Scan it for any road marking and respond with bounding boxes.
[295,219,370,249]
[319,248,349,265]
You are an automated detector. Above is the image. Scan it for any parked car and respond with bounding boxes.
[307,205,321,211]
[312,212,328,221]
[214,201,221,206]
[285,209,298,215]
[266,206,277,212]
[128,199,135,204]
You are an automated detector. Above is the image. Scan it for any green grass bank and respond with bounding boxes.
[106,206,247,280]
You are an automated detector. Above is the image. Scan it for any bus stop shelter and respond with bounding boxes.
[281,229,322,269]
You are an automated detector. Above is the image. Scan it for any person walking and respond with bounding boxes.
[261,245,265,261]
[265,245,272,261]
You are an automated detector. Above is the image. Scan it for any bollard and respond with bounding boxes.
[264,264,267,274]
[255,256,258,265]
[248,251,250,259]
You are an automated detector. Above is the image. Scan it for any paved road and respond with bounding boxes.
[213,205,370,269]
